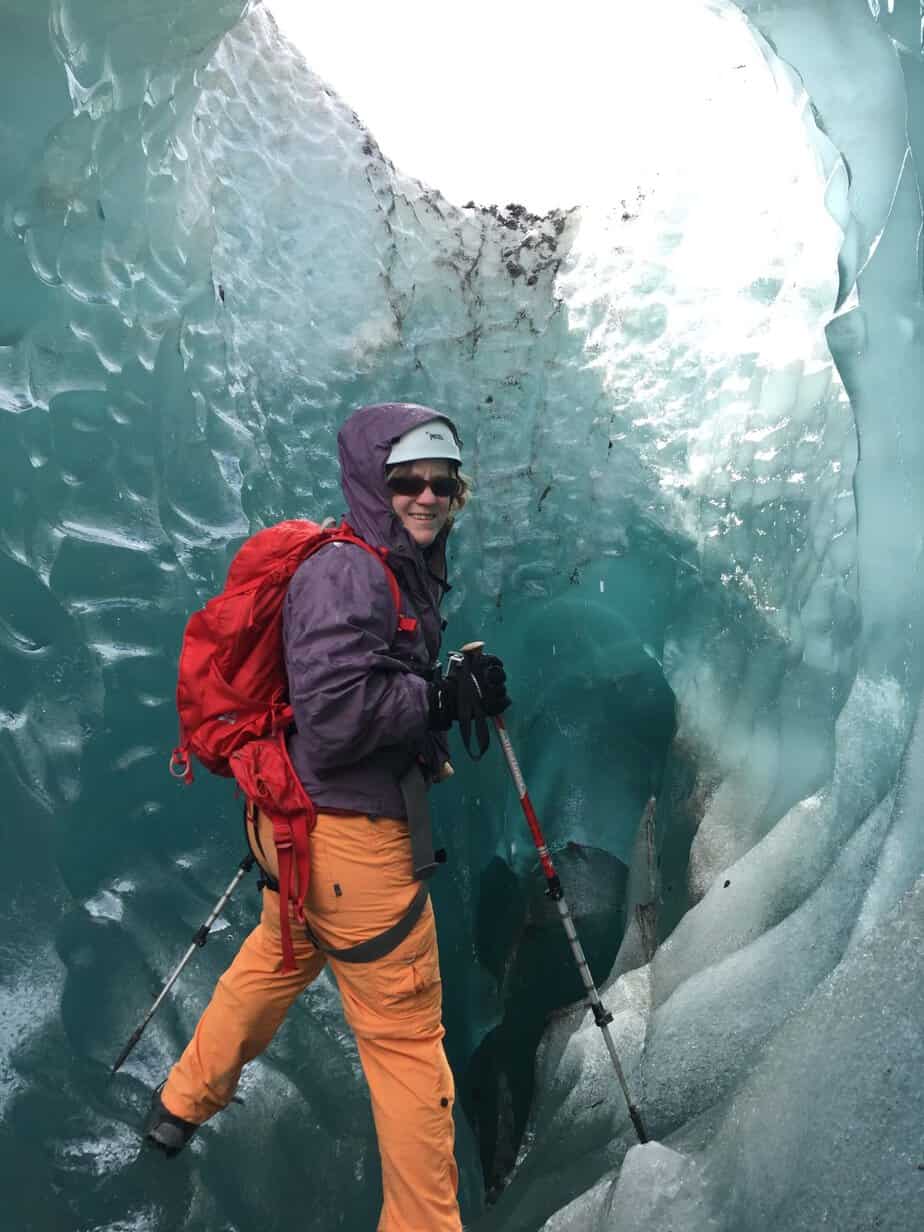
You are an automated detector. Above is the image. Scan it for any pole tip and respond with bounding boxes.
[629,1106,649,1143]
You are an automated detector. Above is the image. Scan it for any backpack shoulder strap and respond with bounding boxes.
[324,529,406,623]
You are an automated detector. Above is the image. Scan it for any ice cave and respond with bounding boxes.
[0,1,922,1229]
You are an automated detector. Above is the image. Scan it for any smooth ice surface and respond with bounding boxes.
[0,1,922,1230]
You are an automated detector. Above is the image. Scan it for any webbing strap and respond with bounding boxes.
[455,668,491,760]
[304,882,430,964]
[400,763,438,879]
[275,839,295,971]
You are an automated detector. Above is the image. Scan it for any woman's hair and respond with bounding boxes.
[385,460,473,516]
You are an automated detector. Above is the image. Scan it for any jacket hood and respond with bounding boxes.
[337,402,462,554]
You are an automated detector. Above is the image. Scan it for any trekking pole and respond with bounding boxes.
[454,642,649,1145]
[111,852,256,1074]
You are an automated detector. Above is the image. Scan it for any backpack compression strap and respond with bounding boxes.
[328,529,419,634]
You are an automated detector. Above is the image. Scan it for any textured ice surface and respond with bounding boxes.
[0,1,923,1230]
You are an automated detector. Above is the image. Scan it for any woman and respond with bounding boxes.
[145,402,509,1232]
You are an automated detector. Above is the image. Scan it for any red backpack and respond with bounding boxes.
[168,518,407,970]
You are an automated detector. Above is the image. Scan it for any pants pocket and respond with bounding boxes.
[376,917,442,1009]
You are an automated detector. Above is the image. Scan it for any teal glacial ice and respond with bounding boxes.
[1,1,923,1229]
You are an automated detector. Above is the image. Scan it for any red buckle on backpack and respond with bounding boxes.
[397,615,418,633]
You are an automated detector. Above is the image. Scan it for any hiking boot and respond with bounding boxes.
[143,1086,197,1158]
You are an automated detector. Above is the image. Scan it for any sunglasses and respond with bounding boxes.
[386,474,460,499]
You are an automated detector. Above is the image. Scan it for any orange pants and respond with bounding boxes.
[162,812,461,1232]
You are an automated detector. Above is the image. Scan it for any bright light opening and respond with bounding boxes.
[267,0,783,212]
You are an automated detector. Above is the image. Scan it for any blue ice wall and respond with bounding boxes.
[0,2,922,1230]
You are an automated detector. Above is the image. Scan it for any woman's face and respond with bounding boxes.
[388,459,455,548]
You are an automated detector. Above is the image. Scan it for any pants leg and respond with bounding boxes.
[161,886,326,1123]
[307,813,461,1232]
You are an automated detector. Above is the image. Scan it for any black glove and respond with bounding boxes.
[427,653,511,730]
[427,650,512,762]
[468,653,511,716]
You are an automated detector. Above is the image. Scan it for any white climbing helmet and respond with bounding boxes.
[386,419,461,466]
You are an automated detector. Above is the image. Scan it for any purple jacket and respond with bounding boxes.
[283,403,457,818]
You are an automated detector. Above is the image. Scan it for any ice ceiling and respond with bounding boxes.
[0,2,922,1230]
